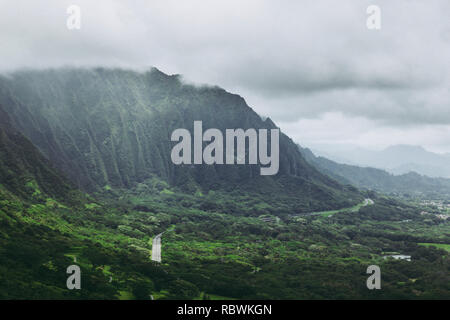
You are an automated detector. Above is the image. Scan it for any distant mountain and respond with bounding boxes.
[312,144,450,178]
[300,146,450,197]
[0,68,361,213]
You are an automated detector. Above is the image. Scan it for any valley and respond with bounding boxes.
[0,68,448,300]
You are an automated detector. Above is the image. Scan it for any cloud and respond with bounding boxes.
[280,112,450,154]
[0,0,449,150]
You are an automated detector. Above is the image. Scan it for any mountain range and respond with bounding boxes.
[300,146,450,198]
[312,144,450,179]
[0,67,361,213]
[0,67,448,300]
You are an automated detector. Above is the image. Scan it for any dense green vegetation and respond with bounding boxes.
[2,172,449,299]
[0,119,173,299]
[0,68,448,300]
[155,192,449,299]
[419,243,450,252]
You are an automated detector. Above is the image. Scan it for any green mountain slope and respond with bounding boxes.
[0,68,361,213]
[0,104,77,203]
[0,108,175,299]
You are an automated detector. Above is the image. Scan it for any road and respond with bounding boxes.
[291,198,374,218]
[151,232,163,263]
[350,198,374,212]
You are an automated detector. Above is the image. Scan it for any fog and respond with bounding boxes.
[1,0,449,152]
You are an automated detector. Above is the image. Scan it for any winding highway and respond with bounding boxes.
[292,198,374,218]
[151,233,163,263]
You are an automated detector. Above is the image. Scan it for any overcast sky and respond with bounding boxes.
[1,0,449,153]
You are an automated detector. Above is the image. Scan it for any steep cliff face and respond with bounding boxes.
[0,104,76,203]
[0,68,360,211]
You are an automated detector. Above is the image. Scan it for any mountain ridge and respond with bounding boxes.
[312,144,450,178]
[300,146,450,197]
[0,67,361,213]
